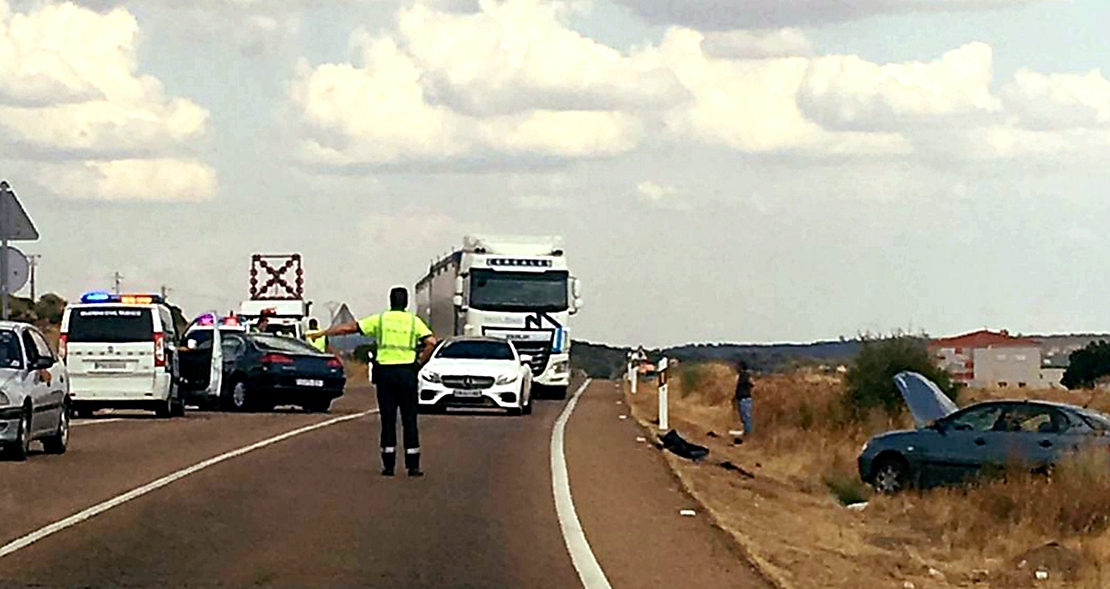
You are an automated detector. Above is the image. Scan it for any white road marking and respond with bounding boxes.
[0,409,378,559]
[551,379,612,589]
[71,418,124,427]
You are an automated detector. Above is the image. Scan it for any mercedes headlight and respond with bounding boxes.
[421,370,442,384]
[496,373,520,385]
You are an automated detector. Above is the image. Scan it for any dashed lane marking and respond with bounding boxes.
[0,409,379,559]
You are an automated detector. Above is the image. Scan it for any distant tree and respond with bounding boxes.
[34,293,66,325]
[843,333,957,421]
[1061,341,1110,389]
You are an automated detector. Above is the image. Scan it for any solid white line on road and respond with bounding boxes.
[551,379,613,589]
[71,418,124,427]
[0,409,379,559]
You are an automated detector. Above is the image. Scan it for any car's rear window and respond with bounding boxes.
[251,334,319,354]
[67,307,154,343]
[436,340,515,360]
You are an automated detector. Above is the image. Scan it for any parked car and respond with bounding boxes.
[858,371,1110,493]
[178,330,344,412]
[0,322,70,460]
[418,336,533,415]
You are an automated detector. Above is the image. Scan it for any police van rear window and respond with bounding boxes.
[68,307,154,343]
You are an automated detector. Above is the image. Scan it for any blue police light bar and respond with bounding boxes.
[80,292,164,305]
[81,291,113,303]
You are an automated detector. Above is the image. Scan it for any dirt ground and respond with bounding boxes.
[623,370,1108,589]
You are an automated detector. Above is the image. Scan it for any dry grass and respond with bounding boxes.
[628,363,1110,589]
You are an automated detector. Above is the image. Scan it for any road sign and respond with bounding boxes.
[0,182,38,241]
[249,253,304,300]
[4,246,28,293]
[0,182,39,320]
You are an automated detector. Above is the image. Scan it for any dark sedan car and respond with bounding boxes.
[859,371,1110,493]
[179,332,345,413]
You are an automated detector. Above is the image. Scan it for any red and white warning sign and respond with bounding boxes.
[249,253,304,300]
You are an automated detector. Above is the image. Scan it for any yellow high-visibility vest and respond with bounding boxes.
[357,311,432,365]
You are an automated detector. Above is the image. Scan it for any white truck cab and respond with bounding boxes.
[238,300,309,339]
[60,292,184,418]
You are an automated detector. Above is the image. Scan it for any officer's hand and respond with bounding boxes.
[306,330,325,339]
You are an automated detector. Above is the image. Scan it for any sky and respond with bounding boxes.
[2,0,1110,347]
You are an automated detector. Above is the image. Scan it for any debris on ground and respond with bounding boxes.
[845,502,868,512]
[707,431,719,438]
[619,415,628,420]
[659,430,710,461]
[732,437,744,445]
[719,461,756,479]
[728,430,744,436]
[680,509,697,517]
[635,436,647,443]
[1002,541,1081,584]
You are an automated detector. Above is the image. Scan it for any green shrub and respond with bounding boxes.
[842,333,956,421]
[1062,340,1110,389]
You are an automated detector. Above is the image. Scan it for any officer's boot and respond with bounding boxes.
[381,451,396,477]
[405,451,423,477]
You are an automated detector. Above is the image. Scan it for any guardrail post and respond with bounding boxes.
[628,362,638,394]
[658,357,668,432]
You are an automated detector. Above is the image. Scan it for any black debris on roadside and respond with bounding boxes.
[719,461,755,479]
[660,430,710,461]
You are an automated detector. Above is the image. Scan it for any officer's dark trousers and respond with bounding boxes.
[375,363,420,465]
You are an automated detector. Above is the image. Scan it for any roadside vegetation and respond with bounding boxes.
[625,336,1110,588]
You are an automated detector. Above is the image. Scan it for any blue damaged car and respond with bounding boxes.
[858,371,1110,493]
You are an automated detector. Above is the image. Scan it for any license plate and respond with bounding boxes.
[453,389,482,398]
[94,361,127,371]
[296,379,324,387]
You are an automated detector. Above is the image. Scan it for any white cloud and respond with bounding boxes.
[798,42,1000,132]
[41,159,218,201]
[614,0,1057,29]
[699,28,814,60]
[290,13,646,168]
[288,0,1110,172]
[1002,68,1110,130]
[0,1,214,200]
[395,0,688,116]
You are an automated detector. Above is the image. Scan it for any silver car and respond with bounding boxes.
[0,322,70,461]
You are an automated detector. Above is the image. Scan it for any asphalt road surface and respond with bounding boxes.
[0,380,771,588]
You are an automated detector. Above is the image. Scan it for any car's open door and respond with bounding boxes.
[202,316,223,401]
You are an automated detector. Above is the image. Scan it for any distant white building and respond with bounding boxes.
[930,329,1043,389]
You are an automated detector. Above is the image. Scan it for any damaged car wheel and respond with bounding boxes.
[871,457,909,494]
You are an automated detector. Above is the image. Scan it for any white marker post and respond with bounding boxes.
[657,357,669,432]
[628,362,638,395]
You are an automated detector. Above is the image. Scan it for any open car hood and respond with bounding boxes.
[893,371,959,428]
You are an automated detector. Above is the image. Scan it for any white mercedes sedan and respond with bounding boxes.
[418,336,533,416]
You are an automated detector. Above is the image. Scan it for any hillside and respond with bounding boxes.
[570,339,862,379]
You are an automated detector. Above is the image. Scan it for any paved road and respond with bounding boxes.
[0,380,771,588]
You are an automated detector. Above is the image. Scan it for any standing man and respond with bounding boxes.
[305,318,327,352]
[735,360,754,437]
[311,286,436,477]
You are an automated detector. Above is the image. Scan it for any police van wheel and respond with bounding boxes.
[154,399,173,419]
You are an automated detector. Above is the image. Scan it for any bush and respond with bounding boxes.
[842,333,956,421]
[1062,340,1110,389]
[34,293,66,325]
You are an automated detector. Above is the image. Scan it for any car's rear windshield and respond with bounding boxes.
[436,340,514,360]
[67,307,154,343]
[0,330,22,369]
[250,335,319,354]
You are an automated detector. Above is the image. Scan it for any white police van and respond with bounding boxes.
[60,292,184,418]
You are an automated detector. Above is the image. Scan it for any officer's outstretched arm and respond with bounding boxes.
[417,335,438,364]
[317,321,361,339]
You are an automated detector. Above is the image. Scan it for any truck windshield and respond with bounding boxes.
[469,269,569,312]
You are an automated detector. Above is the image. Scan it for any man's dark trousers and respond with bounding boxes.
[376,363,420,472]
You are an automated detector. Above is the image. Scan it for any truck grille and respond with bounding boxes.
[442,375,495,390]
[513,342,551,377]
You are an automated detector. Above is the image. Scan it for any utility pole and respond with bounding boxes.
[28,254,40,301]
[112,272,124,295]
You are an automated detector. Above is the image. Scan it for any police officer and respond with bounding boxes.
[311,286,436,477]
[306,318,327,352]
